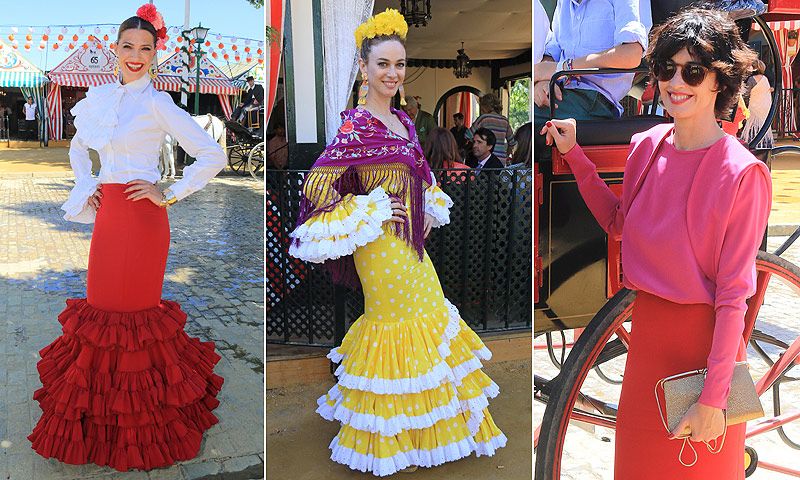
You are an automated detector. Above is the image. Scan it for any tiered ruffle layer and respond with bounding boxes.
[28,299,224,472]
[317,300,507,476]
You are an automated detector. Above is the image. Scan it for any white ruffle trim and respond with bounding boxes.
[327,347,344,363]
[329,298,490,395]
[436,298,463,360]
[461,383,500,436]
[328,432,508,476]
[71,82,125,151]
[473,346,493,361]
[316,386,462,437]
[474,433,508,457]
[333,358,456,395]
[289,187,392,263]
[424,185,453,228]
[61,177,100,224]
[329,435,477,477]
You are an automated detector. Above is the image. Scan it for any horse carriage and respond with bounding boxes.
[534,2,800,478]
[225,116,264,178]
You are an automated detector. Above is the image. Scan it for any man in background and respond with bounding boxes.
[469,127,503,172]
[450,112,468,158]
[402,96,436,147]
[24,96,37,141]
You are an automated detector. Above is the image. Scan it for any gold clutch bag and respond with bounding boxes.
[654,361,764,467]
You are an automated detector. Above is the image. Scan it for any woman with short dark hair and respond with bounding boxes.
[542,7,770,478]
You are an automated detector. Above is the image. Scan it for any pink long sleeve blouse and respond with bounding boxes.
[563,124,771,409]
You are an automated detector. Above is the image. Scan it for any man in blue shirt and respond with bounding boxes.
[534,0,651,156]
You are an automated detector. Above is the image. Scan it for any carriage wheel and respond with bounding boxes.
[228,144,250,176]
[248,141,265,180]
[745,445,759,477]
[535,251,800,479]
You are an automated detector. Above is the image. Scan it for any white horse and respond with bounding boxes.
[160,113,227,179]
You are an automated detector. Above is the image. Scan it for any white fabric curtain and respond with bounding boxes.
[321,0,375,144]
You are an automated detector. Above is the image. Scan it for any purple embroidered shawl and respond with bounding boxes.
[295,107,432,288]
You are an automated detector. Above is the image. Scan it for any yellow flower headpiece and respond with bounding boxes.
[354,8,409,50]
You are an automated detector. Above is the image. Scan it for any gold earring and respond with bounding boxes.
[149,64,157,80]
[399,84,407,106]
[358,79,369,105]
[114,64,119,77]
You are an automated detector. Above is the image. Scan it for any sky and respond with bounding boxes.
[1,0,264,70]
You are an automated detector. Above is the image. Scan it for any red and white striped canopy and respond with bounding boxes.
[48,73,113,88]
[155,76,239,95]
[752,20,800,31]
[48,72,237,95]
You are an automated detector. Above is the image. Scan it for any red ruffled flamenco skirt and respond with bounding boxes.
[28,184,224,472]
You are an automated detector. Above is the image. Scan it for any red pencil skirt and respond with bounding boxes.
[615,291,746,479]
[28,184,225,472]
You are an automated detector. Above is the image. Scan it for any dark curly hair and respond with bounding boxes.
[646,6,757,117]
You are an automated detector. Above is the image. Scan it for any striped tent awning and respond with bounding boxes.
[48,73,113,88]
[753,20,800,30]
[48,72,238,94]
[155,76,238,95]
[0,70,47,87]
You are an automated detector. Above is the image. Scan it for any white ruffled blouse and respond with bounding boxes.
[289,172,453,264]
[62,74,227,223]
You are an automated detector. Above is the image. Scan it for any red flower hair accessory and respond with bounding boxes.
[136,3,168,50]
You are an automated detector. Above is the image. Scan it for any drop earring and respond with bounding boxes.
[399,84,407,106]
[358,78,369,105]
[149,63,157,80]
[114,64,119,78]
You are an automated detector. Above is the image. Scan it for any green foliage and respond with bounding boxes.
[508,78,531,131]
[246,0,264,7]
[265,25,279,46]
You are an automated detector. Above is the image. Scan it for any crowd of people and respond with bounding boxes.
[402,92,530,171]
[265,90,531,172]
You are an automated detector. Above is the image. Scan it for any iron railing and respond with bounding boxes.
[267,167,533,347]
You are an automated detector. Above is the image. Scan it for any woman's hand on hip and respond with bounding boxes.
[124,180,163,206]
[87,184,103,211]
[540,118,577,155]
[385,197,407,225]
[670,402,726,443]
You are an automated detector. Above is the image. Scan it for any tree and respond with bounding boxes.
[508,78,531,131]
[246,0,264,7]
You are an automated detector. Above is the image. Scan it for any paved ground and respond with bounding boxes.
[266,359,532,480]
[0,173,265,479]
[534,236,800,479]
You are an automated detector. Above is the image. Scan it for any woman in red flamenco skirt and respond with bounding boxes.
[27,4,227,472]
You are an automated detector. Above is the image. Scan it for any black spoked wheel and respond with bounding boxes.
[228,144,250,175]
[535,251,800,479]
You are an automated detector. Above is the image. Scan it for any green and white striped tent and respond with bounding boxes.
[0,42,47,87]
[0,41,49,143]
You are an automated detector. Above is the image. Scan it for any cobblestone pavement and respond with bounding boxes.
[534,237,800,479]
[0,176,265,479]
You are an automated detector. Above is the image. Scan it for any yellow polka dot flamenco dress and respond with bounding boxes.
[288,108,506,476]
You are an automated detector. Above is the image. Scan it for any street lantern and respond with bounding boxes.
[454,42,471,79]
[189,24,210,114]
[400,0,432,27]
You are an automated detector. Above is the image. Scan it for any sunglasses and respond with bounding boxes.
[652,59,710,86]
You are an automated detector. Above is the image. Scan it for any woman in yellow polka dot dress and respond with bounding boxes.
[288,9,507,476]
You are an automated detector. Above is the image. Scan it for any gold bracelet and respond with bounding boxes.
[159,189,178,208]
